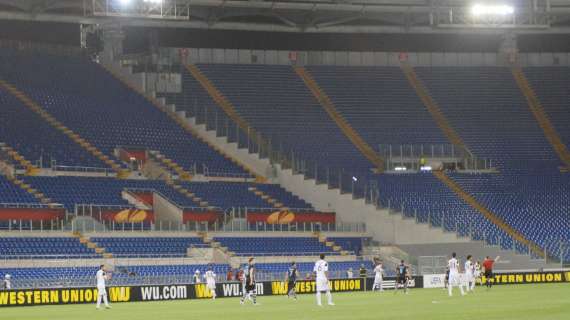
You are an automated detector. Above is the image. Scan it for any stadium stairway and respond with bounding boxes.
[247,185,285,209]
[0,142,40,175]
[73,231,111,258]
[293,66,385,172]
[432,170,545,258]
[102,62,264,182]
[1,172,53,206]
[511,67,570,170]
[147,150,193,181]
[401,62,467,149]
[0,80,130,178]
[184,64,268,157]
[105,60,474,247]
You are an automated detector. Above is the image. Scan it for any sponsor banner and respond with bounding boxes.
[365,276,423,290]
[0,287,131,307]
[182,211,220,223]
[482,271,570,285]
[0,208,64,221]
[423,274,446,289]
[270,278,364,295]
[247,211,336,224]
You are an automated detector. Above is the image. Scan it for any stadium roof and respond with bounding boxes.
[1,0,570,34]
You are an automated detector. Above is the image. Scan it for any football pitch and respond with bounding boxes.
[2,284,569,320]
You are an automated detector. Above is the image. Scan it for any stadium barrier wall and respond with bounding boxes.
[0,276,421,308]
[424,270,570,289]
[3,271,567,307]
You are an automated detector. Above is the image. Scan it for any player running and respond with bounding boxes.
[394,260,409,294]
[205,265,217,300]
[483,256,500,289]
[464,255,475,292]
[314,253,334,307]
[447,253,465,297]
[373,260,384,292]
[286,262,299,300]
[96,265,111,309]
[240,258,258,305]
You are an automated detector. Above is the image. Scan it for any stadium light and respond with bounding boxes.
[143,0,162,3]
[470,4,514,17]
[118,0,132,6]
[352,176,358,182]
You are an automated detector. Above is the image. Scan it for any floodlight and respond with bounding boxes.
[471,4,514,17]
[352,176,358,182]
[119,0,132,6]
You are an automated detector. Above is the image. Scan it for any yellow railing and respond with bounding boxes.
[400,62,466,149]
[0,79,130,178]
[512,67,570,170]
[294,66,385,171]
[433,170,545,258]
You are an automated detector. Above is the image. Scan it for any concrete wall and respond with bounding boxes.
[159,47,570,67]
[153,193,183,226]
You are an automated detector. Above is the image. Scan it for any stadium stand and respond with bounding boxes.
[523,67,570,149]
[89,237,207,257]
[0,49,249,177]
[17,176,312,213]
[375,173,518,250]
[160,64,371,171]
[448,172,570,259]
[0,175,40,205]
[213,237,338,256]
[414,66,561,171]
[0,88,107,170]
[0,237,99,259]
[306,66,448,147]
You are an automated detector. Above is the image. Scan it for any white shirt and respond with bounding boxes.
[314,259,328,281]
[448,258,459,274]
[193,274,201,283]
[205,270,216,282]
[465,261,473,274]
[96,270,106,288]
[374,264,383,277]
[3,279,11,290]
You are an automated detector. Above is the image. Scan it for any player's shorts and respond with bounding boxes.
[97,286,107,296]
[316,278,329,292]
[464,272,474,283]
[288,280,296,291]
[245,282,256,292]
[207,281,216,290]
[474,271,481,278]
[448,272,461,286]
[484,269,493,279]
[396,276,406,284]
[374,275,383,283]
[445,271,450,281]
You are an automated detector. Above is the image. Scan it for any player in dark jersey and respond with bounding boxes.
[286,262,299,300]
[444,266,450,289]
[240,257,257,305]
[394,260,409,294]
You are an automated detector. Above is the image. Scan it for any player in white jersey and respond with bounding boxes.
[193,270,202,284]
[373,260,384,292]
[3,274,11,290]
[96,265,111,309]
[474,261,482,286]
[205,265,217,300]
[314,253,334,307]
[463,255,475,292]
[447,253,465,297]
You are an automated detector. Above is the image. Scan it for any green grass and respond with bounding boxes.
[2,284,569,320]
